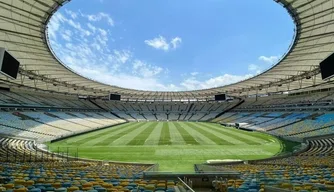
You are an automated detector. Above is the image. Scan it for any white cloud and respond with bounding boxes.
[247,55,281,74]
[180,74,252,90]
[248,64,261,72]
[259,55,280,64]
[144,36,170,51]
[83,12,114,26]
[61,30,72,41]
[144,36,182,51]
[94,28,108,46]
[49,17,128,75]
[55,50,172,91]
[248,64,257,71]
[171,37,182,49]
[113,50,131,64]
[47,10,257,91]
[65,9,78,19]
[48,12,66,40]
[132,60,163,77]
[248,64,262,74]
[87,23,97,33]
[67,19,91,37]
[48,34,254,91]
[67,66,177,91]
[49,12,92,39]
[48,13,171,91]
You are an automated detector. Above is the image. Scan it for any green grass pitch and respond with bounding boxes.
[47,121,283,172]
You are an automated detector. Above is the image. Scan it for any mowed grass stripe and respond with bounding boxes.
[47,121,283,172]
[109,123,153,145]
[67,122,135,145]
[201,123,269,143]
[188,122,245,145]
[109,123,152,146]
[211,123,271,142]
[127,122,158,145]
[158,122,171,145]
[173,122,200,145]
[168,122,186,145]
[93,122,146,145]
[179,122,217,145]
[196,123,261,145]
[67,122,132,143]
[144,122,163,145]
[186,123,234,145]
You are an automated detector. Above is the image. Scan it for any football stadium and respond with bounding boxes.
[0,0,333,191]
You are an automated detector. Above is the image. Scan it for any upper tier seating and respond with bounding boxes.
[0,90,98,109]
[214,112,334,138]
[0,90,235,122]
[97,101,232,122]
[235,89,334,111]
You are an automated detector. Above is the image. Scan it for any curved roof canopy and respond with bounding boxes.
[0,0,333,101]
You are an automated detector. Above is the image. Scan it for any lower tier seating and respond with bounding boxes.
[0,136,178,191]
[0,162,177,192]
[256,138,334,167]
[208,137,334,191]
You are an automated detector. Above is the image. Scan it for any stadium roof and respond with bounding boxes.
[0,0,333,101]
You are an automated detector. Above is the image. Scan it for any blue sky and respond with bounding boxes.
[48,0,294,91]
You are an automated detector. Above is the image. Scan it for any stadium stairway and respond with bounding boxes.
[122,112,137,121]
[243,113,291,128]
[211,113,237,123]
[266,113,323,132]
[43,113,91,129]
[213,99,245,121]
[109,112,127,121]
[197,113,209,121]
[88,99,109,112]
[140,113,147,121]
[75,99,128,122]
